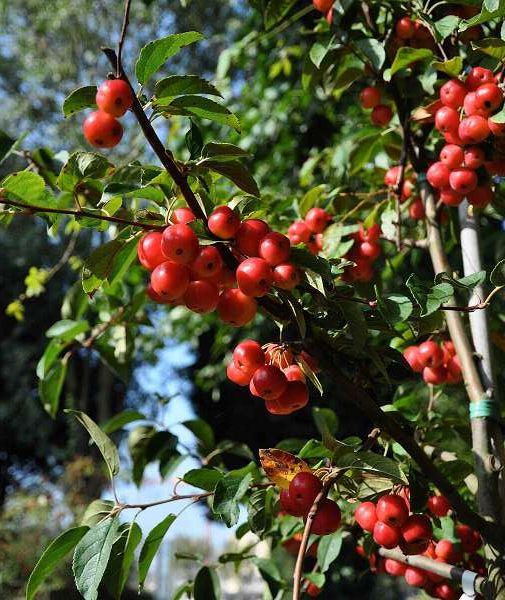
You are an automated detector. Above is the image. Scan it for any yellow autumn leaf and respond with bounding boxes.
[259,448,311,490]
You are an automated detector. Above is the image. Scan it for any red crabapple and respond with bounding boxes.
[273,263,301,290]
[360,86,381,109]
[467,185,494,208]
[466,66,496,91]
[283,364,306,382]
[150,261,190,300]
[440,189,464,207]
[258,232,291,266]
[233,340,265,373]
[373,521,401,549]
[401,514,432,545]
[305,207,332,233]
[355,501,378,532]
[217,288,257,326]
[427,162,450,190]
[191,245,223,278]
[449,168,478,194]
[435,107,460,133]
[475,83,503,112]
[427,494,451,517]
[423,366,448,385]
[488,118,505,137]
[138,231,166,270]
[251,365,287,400]
[208,205,241,239]
[172,207,195,225]
[464,146,485,169]
[439,79,467,109]
[384,558,406,576]
[236,257,273,297]
[459,115,490,144]
[311,499,342,535]
[371,105,393,126]
[409,197,425,220]
[184,280,219,313]
[404,566,427,587]
[288,472,322,515]
[418,340,443,367]
[83,111,123,148]
[161,224,200,264]
[403,346,424,372]
[376,495,409,527]
[276,380,309,412]
[95,79,133,117]
[395,16,415,39]
[227,362,253,386]
[235,219,270,256]
[288,220,311,245]
[440,144,463,169]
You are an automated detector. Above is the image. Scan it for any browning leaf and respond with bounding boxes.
[258,448,311,489]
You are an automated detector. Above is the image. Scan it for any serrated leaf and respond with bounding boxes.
[154,75,222,100]
[312,407,339,451]
[433,56,463,77]
[65,410,120,478]
[26,526,89,600]
[317,530,343,573]
[354,38,385,71]
[73,517,120,600]
[39,358,68,417]
[81,500,115,527]
[138,514,177,587]
[212,472,253,527]
[472,37,505,60]
[252,557,284,596]
[201,142,250,161]
[63,86,97,117]
[2,171,46,205]
[157,95,241,132]
[310,42,330,69]
[335,450,407,483]
[101,410,146,434]
[259,448,311,489]
[183,468,224,491]
[57,152,112,192]
[81,239,125,295]
[107,521,142,599]
[248,487,275,536]
[186,119,204,160]
[406,274,454,316]
[490,259,505,286]
[135,32,204,85]
[434,15,460,40]
[376,292,413,325]
[193,566,221,600]
[182,419,215,454]
[389,47,433,77]
[204,160,259,196]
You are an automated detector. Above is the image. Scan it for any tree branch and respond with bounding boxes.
[117,0,132,77]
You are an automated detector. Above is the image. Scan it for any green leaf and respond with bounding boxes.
[491,259,505,286]
[433,56,463,77]
[186,119,204,159]
[204,160,259,197]
[389,47,433,77]
[26,526,89,600]
[36,338,64,379]
[2,171,46,205]
[135,32,204,85]
[406,274,454,316]
[310,42,331,69]
[252,557,284,597]
[65,410,120,478]
[491,105,505,123]
[472,37,505,60]
[81,239,125,295]
[154,75,222,100]
[213,472,253,527]
[317,530,343,573]
[264,0,298,30]
[158,95,241,132]
[290,246,331,278]
[182,418,215,454]
[63,86,98,117]
[435,270,486,291]
[354,38,385,71]
[248,487,275,536]
[81,500,115,527]
[138,514,177,588]
[46,319,89,342]
[193,566,221,600]
[183,468,224,491]
[335,450,407,483]
[299,184,327,216]
[107,522,142,600]
[57,152,112,193]
[485,0,500,12]
[459,4,505,31]
[201,142,250,161]
[376,293,413,325]
[39,357,68,417]
[312,407,339,448]
[101,409,146,434]
[434,15,460,40]
[73,517,119,600]
[304,572,326,588]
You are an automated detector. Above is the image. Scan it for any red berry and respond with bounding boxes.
[373,521,401,549]
[161,223,200,265]
[475,83,503,112]
[409,197,425,220]
[401,179,415,201]
[489,118,505,136]
[459,115,490,144]
[217,288,257,326]
[251,365,287,400]
[312,0,334,13]
[418,340,444,367]
[283,364,306,382]
[434,583,458,600]
[404,566,427,587]
[146,283,172,304]
[384,558,406,576]
[172,207,195,225]
[191,245,223,279]
[273,263,301,290]
[413,19,431,40]
[444,130,464,145]
[235,219,270,256]
[349,258,374,282]
[435,107,460,133]
[227,362,252,386]
[435,539,459,562]
[384,166,401,187]
[306,582,322,597]
[401,514,432,545]
[208,206,241,239]
[83,110,123,148]
[287,220,311,245]
[280,488,306,516]
[440,144,463,169]
[233,340,265,373]
[376,494,409,527]
[427,162,451,190]
[399,538,430,555]
[464,146,485,169]
[423,366,448,385]
[258,232,291,266]
[427,495,451,517]
[449,167,478,194]
[184,280,219,313]
[456,524,482,552]
[403,346,424,372]
[150,261,190,301]
[440,188,464,207]
[468,185,494,208]
[358,241,381,260]
[236,257,273,297]
[95,79,132,117]
[466,67,495,91]
[289,472,322,515]
[311,498,341,535]
[355,501,378,532]
[360,86,381,109]
[138,231,165,270]
[371,105,393,126]
[395,16,415,39]
[357,223,381,243]
[274,380,309,413]
[305,207,332,233]
[464,92,489,117]
[439,79,467,109]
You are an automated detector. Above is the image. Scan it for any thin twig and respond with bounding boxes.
[117,0,132,77]
[118,491,213,511]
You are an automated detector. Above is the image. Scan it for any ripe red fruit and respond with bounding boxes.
[423,366,447,385]
[275,380,309,413]
[395,16,415,39]
[288,220,311,245]
[384,558,406,576]
[401,514,432,545]
[138,231,165,270]
[217,288,257,326]
[439,79,467,109]
[384,166,401,187]
[233,340,265,373]
[373,521,401,549]
[227,362,252,386]
[427,495,451,517]
[82,110,123,148]
[440,188,464,207]
[191,245,223,278]
[306,583,322,598]
[184,280,219,313]
[280,488,306,517]
[435,539,459,562]
[283,364,306,382]
[418,340,443,368]
[409,197,425,220]
[371,105,393,126]
[258,232,291,266]
[251,365,287,400]
[459,115,490,144]
[401,179,415,200]
[95,79,133,117]
[312,0,334,13]
[449,168,478,194]
[349,258,374,282]
[404,566,427,587]
[289,472,323,515]
[358,241,381,260]
[172,207,195,225]
[273,263,301,290]
[236,257,273,297]
[146,283,172,304]
[403,346,424,372]
[161,224,199,265]
[435,107,460,133]
[440,144,463,169]
[360,86,381,109]
[357,223,381,243]
[464,92,489,117]
[489,118,505,136]
[464,146,485,169]
[208,206,241,239]
[441,340,456,362]
[355,501,378,532]
[235,219,270,256]
[311,498,341,535]
[426,162,450,189]
[376,494,409,527]
[456,524,482,553]
[305,207,332,233]
[150,261,190,301]
[475,83,503,112]
[468,185,494,208]
[466,66,495,91]
[434,583,458,600]
[444,130,464,145]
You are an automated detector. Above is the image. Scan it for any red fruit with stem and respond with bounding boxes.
[305,207,332,233]
[456,524,482,552]
[427,162,450,189]
[360,86,381,109]
[96,79,133,117]
[475,83,503,112]
[427,494,451,517]
[358,241,381,260]
[289,472,323,515]
[306,583,322,598]
[208,205,241,239]
[376,494,409,527]
[435,539,459,562]
[355,501,378,532]
[466,66,495,91]
[423,366,448,385]
[439,79,467,109]
[413,19,431,40]
[312,0,334,13]
[401,179,415,200]
[283,364,306,382]
[440,188,464,207]
[404,566,427,587]
[384,558,406,576]
[275,380,309,413]
[488,118,505,136]
[371,105,393,126]
[373,521,401,549]
[435,106,460,133]
[236,257,273,297]
[251,365,287,400]
[418,340,444,367]
[191,245,223,278]
[150,261,190,301]
[409,197,425,220]
[459,115,490,144]
[444,130,464,145]
[464,145,485,169]
[217,288,257,326]
[161,223,199,265]
[349,258,374,282]
[227,362,253,386]
[288,220,311,245]
[446,355,462,384]
[440,144,464,169]
[401,514,432,545]
[138,231,166,270]
[449,168,478,194]
[273,263,301,290]
[468,185,494,208]
[403,346,424,372]
[384,166,401,186]
[184,280,219,313]
[235,219,270,256]
[233,340,265,373]
[172,207,195,225]
[280,488,306,517]
[395,16,415,39]
[311,499,342,535]
[357,223,381,243]
[258,232,291,266]
[83,110,123,148]
[441,340,456,362]
[464,92,489,117]
[146,283,172,304]
[264,344,293,368]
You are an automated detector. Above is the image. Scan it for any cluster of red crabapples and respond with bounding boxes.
[359,86,393,128]
[287,206,332,255]
[403,339,462,385]
[82,79,133,149]
[138,204,307,325]
[355,491,484,599]
[427,66,505,209]
[227,340,317,415]
[384,164,426,221]
[342,223,383,283]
